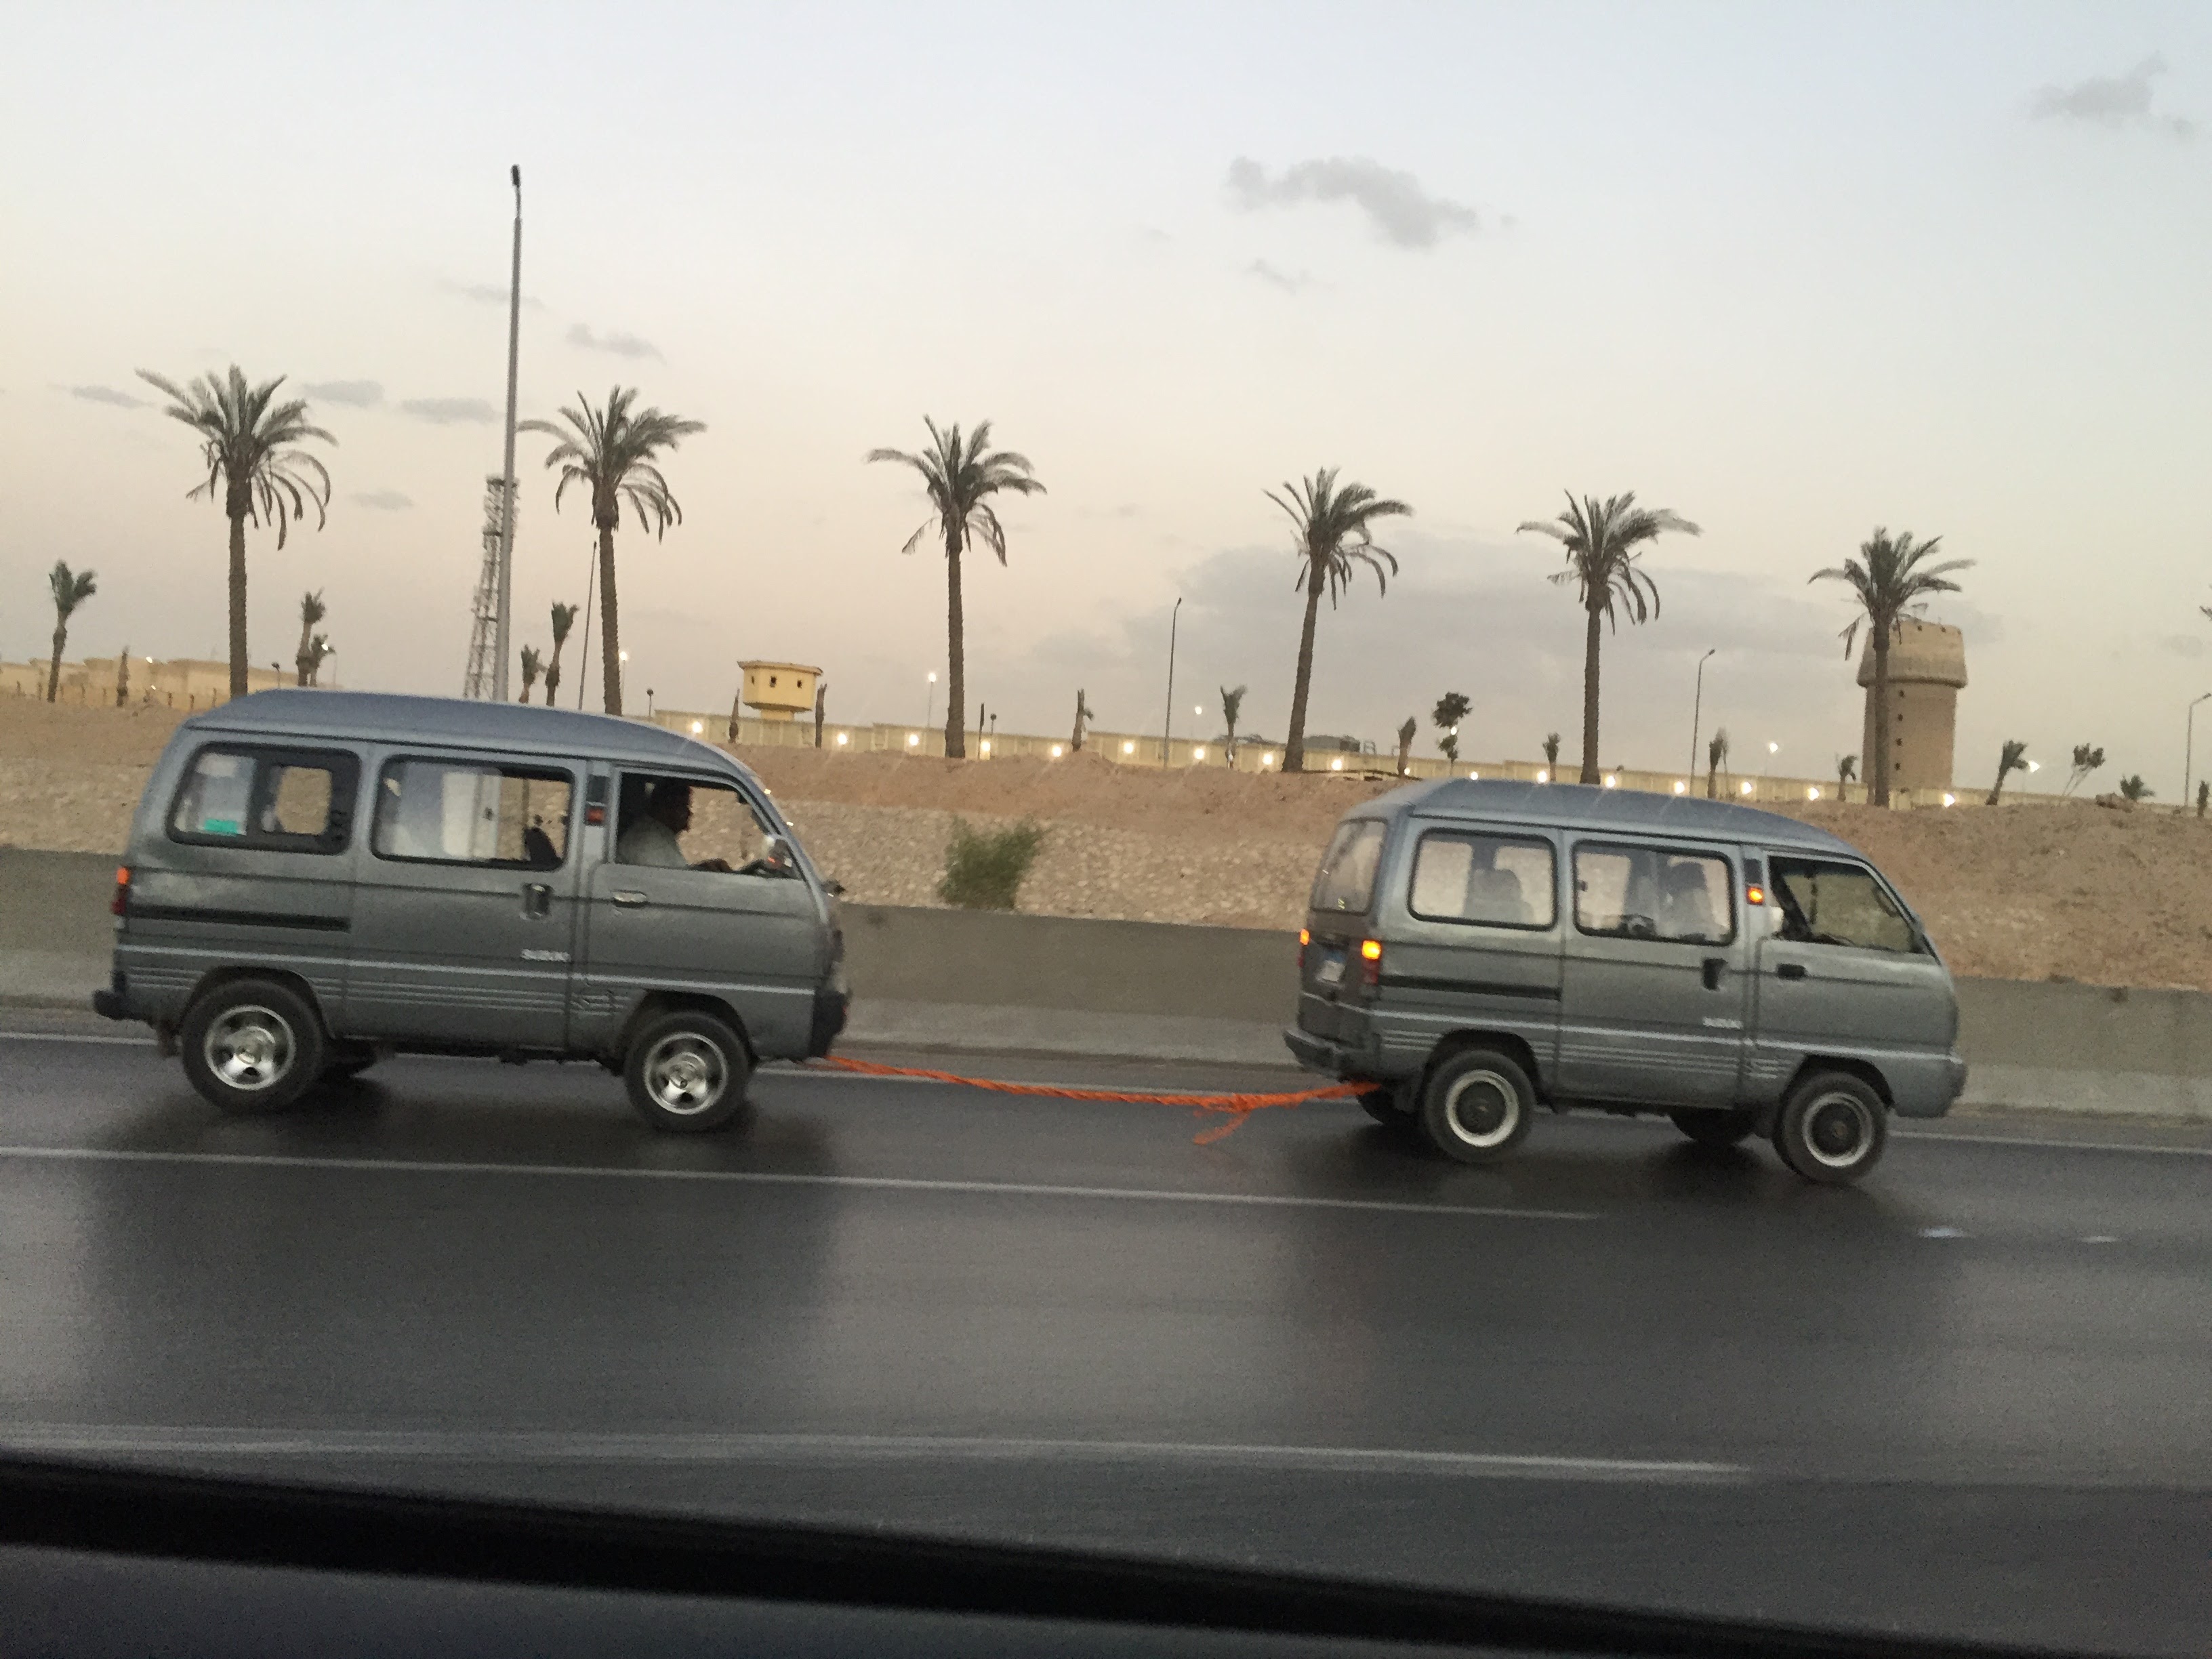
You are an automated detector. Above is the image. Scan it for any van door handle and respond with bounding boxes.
[1702,957,1727,991]
[522,882,551,919]
[611,890,648,907]
[1776,962,1807,981]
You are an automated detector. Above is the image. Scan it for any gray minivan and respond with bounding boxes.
[1284,779,1965,1184]
[91,690,848,1131]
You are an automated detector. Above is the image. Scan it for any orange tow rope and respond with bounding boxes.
[809,1054,1364,1145]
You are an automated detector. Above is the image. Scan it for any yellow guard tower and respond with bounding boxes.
[736,661,822,722]
[1857,619,1965,794]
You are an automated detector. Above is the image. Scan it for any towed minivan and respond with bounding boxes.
[92,691,848,1131]
[1284,778,1965,1184]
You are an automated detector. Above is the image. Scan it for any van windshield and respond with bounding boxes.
[1309,819,1386,915]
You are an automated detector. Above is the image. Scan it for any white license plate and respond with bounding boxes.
[1317,954,1345,986]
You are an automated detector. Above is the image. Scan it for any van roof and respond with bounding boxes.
[1364,777,1860,856]
[182,689,738,770]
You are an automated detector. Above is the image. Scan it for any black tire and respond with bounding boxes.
[1773,1071,1888,1185]
[1418,1048,1535,1166]
[1357,1084,1412,1126]
[623,1010,751,1133]
[178,978,327,1116]
[1670,1105,1761,1148]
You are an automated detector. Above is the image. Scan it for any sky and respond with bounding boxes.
[3,2,2208,792]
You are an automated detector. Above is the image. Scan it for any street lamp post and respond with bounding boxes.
[2186,692,2212,807]
[924,672,936,732]
[617,650,629,714]
[492,165,523,701]
[1161,596,1183,765]
[1688,649,1715,781]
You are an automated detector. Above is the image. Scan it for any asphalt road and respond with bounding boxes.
[2,1023,2208,1654]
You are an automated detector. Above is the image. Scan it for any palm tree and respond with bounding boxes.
[1542,733,1561,774]
[1706,728,1729,800]
[1433,691,1471,762]
[2064,743,2105,798]
[136,367,334,698]
[1219,684,1247,766]
[1809,529,1973,808]
[1071,689,1095,752]
[1986,739,2028,806]
[1267,468,1411,773]
[45,561,96,702]
[866,418,1045,759]
[1837,754,1858,800]
[116,646,131,706]
[1518,491,1700,784]
[2118,774,2153,802]
[520,387,705,717]
[1395,716,1418,777]
[303,634,333,685]
[544,601,577,707]
[519,646,544,703]
[293,590,326,686]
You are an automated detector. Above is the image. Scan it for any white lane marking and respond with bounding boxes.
[0,1423,1740,1484]
[1919,1226,1966,1239]
[0,1031,150,1047]
[1895,1130,2212,1158]
[0,1146,1595,1223]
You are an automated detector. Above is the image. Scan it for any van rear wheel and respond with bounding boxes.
[1670,1105,1760,1147]
[179,979,327,1116]
[1419,1050,1534,1166]
[1357,1084,1412,1127]
[625,1010,751,1133]
[1774,1072,1888,1185]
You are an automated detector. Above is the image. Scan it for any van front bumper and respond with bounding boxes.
[807,983,850,1059]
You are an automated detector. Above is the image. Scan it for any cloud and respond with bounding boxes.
[399,396,496,425]
[567,322,662,360]
[437,276,546,308]
[1245,258,1313,293]
[304,379,383,407]
[351,489,413,511]
[2030,55,2196,138]
[66,384,145,408]
[1227,155,1481,247]
[2160,633,2207,658]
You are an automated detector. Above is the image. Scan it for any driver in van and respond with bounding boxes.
[616,779,733,873]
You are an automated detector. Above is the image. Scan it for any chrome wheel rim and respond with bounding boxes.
[644,1033,728,1116]
[204,1005,295,1093]
[1442,1070,1519,1149]
[1803,1091,1875,1168]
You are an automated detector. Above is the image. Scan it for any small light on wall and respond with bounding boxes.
[1261,752,1275,768]
[907,733,920,748]
[836,731,848,747]
[1122,740,1136,755]
[1740,781,1755,796]
[1673,780,1687,795]
[1468,769,1479,780]
[1807,785,1821,801]
[1050,743,1063,758]
[1603,774,1618,788]
[689,720,703,735]
[1536,769,1549,783]
[980,741,991,756]
[1942,792,1957,807]
[1330,757,1344,771]
[1192,745,1205,761]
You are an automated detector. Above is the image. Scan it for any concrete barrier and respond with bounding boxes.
[3,850,2205,1118]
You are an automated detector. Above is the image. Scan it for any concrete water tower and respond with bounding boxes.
[1856,619,1965,793]
[736,661,822,722]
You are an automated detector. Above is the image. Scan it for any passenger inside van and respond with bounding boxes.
[1659,861,1720,943]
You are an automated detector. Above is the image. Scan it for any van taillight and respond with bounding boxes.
[110,866,131,917]
[1298,927,1309,968]
[1359,938,1382,987]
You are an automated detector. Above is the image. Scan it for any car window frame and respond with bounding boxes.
[1309,819,1389,916]
[367,752,580,872]
[1570,837,1738,947]
[1404,826,1558,931]
[165,742,361,856]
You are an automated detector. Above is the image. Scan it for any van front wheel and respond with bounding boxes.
[1419,1050,1534,1166]
[180,979,327,1115]
[625,1011,751,1133]
[1774,1072,1888,1185]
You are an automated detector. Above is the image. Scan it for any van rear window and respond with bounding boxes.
[1310,820,1387,915]
[167,746,356,853]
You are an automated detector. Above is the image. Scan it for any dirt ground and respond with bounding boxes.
[4,697,2207,990]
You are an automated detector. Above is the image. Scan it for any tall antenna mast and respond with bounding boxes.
[491,164,523,700]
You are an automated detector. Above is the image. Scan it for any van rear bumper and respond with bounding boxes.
[806,982,849,1059]
[1284,1023,1394,1082]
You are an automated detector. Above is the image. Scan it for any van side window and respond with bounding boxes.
[616,772,789,876]
[1771,857,1920,954]
[1573,843,1734,945]
[372,759,573,868]
[167,745,357,853]
[1408,832,1555,928]
[1310,820,1387,914]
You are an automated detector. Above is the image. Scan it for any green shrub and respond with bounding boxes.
[939,817,1048,910]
